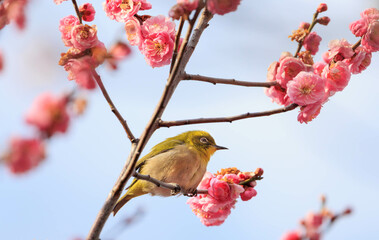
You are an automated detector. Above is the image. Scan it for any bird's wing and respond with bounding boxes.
[126,138,185,190]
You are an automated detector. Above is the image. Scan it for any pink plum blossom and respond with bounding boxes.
[177,0,198,12]
[64,56,97,90]
[141,32,175,67]
[361,21,379,53]
[281,231,302,240]
[287,71,326,106]
[54,0,68,4]
[360,8,379,22]
[276,57,306,88]
[103,0,151,22]
[4,137,46,174]
[297,101,323,124]
[137,15,176,67]
[207,0,241,15]
[141,15,176,38]
[79,3,96,22]
[303,32,322,55]
[264,61,292,106]
[107,42,132,69]
[5,0,27,30]
[322,39,354,63]
[59,15,80,47]
[344,46,372,74]
[349,18,368,37]
[25,93,70,136]
[125,17,143,46]
[322,61,351,93]
[70,24,99,51]
[313,62,327,76]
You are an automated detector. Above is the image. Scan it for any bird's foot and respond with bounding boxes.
[184,188,198,197]
[170,183,181,195]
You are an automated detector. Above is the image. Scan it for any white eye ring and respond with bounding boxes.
[200,137,208,143]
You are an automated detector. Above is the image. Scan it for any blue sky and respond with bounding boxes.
[1,0,379,239]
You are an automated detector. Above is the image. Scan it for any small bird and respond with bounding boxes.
[113,130,227,215]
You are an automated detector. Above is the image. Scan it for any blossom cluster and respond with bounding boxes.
[187,167,262,226]
[57,2,131,89]
[265,5,377,123]
[0,92,84,174]
[281,196,352,240]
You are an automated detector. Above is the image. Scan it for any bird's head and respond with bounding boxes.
[184,130,227,161]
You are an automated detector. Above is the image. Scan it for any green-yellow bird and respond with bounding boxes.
[112,130,227,215]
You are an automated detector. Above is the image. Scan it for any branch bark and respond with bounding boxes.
[159,103,298,127]
[183,73,277,87]
[92,70,137,143]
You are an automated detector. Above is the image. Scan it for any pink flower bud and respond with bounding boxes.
[169,4,185,20]
[281,231,302,240]
[240,187,257,201]
[317,3,327,13]
[79,3,96,22]
[299,22,310,30]
[317,16,330,26]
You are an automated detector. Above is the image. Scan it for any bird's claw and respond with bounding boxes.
[184,188,198,197]
[170,184,181,195]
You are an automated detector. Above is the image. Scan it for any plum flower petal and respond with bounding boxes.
[64,56,97,90]
[343,46,372,74]
[322,39,354,63]
[297,101,323,124]
[141,31,174,68]
[59,15,80,47]
[125,17,143,46]
[281,231,302,240]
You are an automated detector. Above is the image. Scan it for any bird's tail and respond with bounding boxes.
[113,183,146,216]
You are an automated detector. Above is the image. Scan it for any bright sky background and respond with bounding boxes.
[1,0,379,239]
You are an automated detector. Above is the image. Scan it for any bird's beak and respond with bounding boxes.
[214,144,228,150]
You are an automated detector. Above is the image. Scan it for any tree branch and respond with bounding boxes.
[159,103,298,127]
[183,73,277,87]
[71,0,82,24]
[92,70,137,143]
[86,9,214,240]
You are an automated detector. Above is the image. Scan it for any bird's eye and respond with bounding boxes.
[200,137,208,144]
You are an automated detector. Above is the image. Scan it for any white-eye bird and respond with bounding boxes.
[112,130,227,215]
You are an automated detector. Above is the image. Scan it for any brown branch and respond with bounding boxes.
[86,9,213,240]
[352,38,361,51]
[92,70,137,143]
[184,73,277,87]
[294,10,320,57]
[71,0,82,24]
[159,104,298,127]
[170,17,185,73]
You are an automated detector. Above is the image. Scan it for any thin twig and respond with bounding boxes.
[351,38,361,51]
[92,70,137,143]
[159,103,298,128]
[170,17,185,73]
[71,0,82,24]
[184,73,277,87]
[86,9,213,240]
[134,171,263,195]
